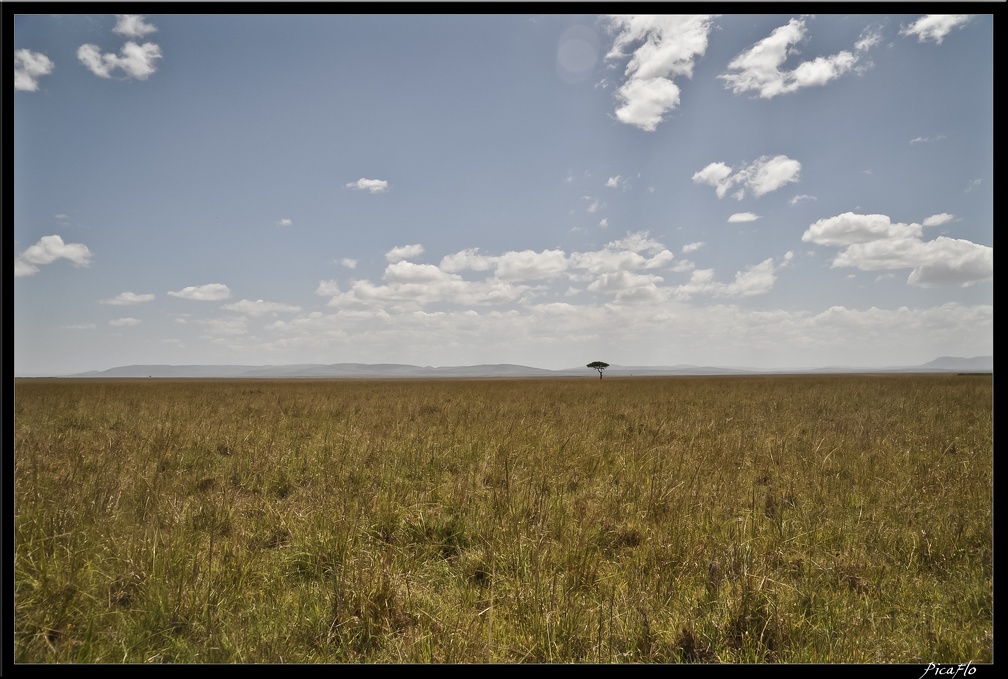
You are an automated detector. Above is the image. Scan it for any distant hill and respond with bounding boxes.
[915,356,994,372]
[50,356,992,379]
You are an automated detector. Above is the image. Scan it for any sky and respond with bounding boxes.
[12,12,993,376]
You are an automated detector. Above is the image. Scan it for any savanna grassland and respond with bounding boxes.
[13,374,992,663]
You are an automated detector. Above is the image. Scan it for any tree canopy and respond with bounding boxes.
[587,361,609,379]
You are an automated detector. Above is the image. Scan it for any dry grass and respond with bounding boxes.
[13,374,993,663]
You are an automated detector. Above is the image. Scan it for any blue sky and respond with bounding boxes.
[13,12,993,375]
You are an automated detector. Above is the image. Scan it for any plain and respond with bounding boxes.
[12,374,993,663]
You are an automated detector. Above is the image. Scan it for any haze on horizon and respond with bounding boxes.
[13,13,993,377]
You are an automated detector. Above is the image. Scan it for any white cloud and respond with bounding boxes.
[197,316,248,337]
[494,249,570,281]
[315,280,343,297]
[747,156,802,196]
[599,218,609,228]
[802,212,992,287]
[167,283,232,301]
[339,258,358,269]
[14,234,93,276]
[720,17,873,99]
[682,242,704,254]
[316,231,700,316]
[221,299,302,316]
[113,15,158,39]
[110,317,142,327]
[604,15,716,131]
[789,194,816,206]
[802,212,922,246]
[277,218,293,227]
[317,274,530,312]
[386,244,425,262]
[345,178,389,193]
[14,49,54,92]
[384,261,458,285]
[14,259,40,277]
[100,292,155,305]
[675,258,780,299]
[693,155,801,200]
[728,212,759,223]
[910,134,945,145]
[899,15,971,45]
[854,26,884,53]
[77,41,162,80]
[726,259,778,297]
[904,238,993,287]
[606,175,622,188]
[691,162,733,198]
[439,248,496,273]
[922,213,955,228]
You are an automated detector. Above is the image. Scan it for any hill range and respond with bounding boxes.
[51,355,993,379]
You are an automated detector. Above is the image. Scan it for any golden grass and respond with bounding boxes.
[13,374,992,663]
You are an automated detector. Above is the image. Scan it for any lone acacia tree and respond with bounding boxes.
[587,361,609,379]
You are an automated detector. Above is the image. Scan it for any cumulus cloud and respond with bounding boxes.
[78,40,162,80]
[802,212,992,287]
[14,259,40,277]
[922,213,955,228]
[606,175,623,188]
[277,218,293,227]
[691,162,733,197]
[675,258,780,300]
[100,292,155,305]
[693,155,801,200]
[903,238,994,287]
[728,212,760,223]
[442,248,570,281]
[313,230,786,320]
[339,258,358,269]
[493,250,572,281]
[385,261,457,285]
[720,17,876,99]
[603,15,716,131]
[899,15,971,45]
[221,299,302,316]
[113,14,158,38]
[14,49,54,92]
[167,283,231,301]
[346,178,389,193]
[76,13,161,81]
[14,234,93,276]
[789,194,816,206]
[386,244,424,262]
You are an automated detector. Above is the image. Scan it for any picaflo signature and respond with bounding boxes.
[919,662,976,679]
